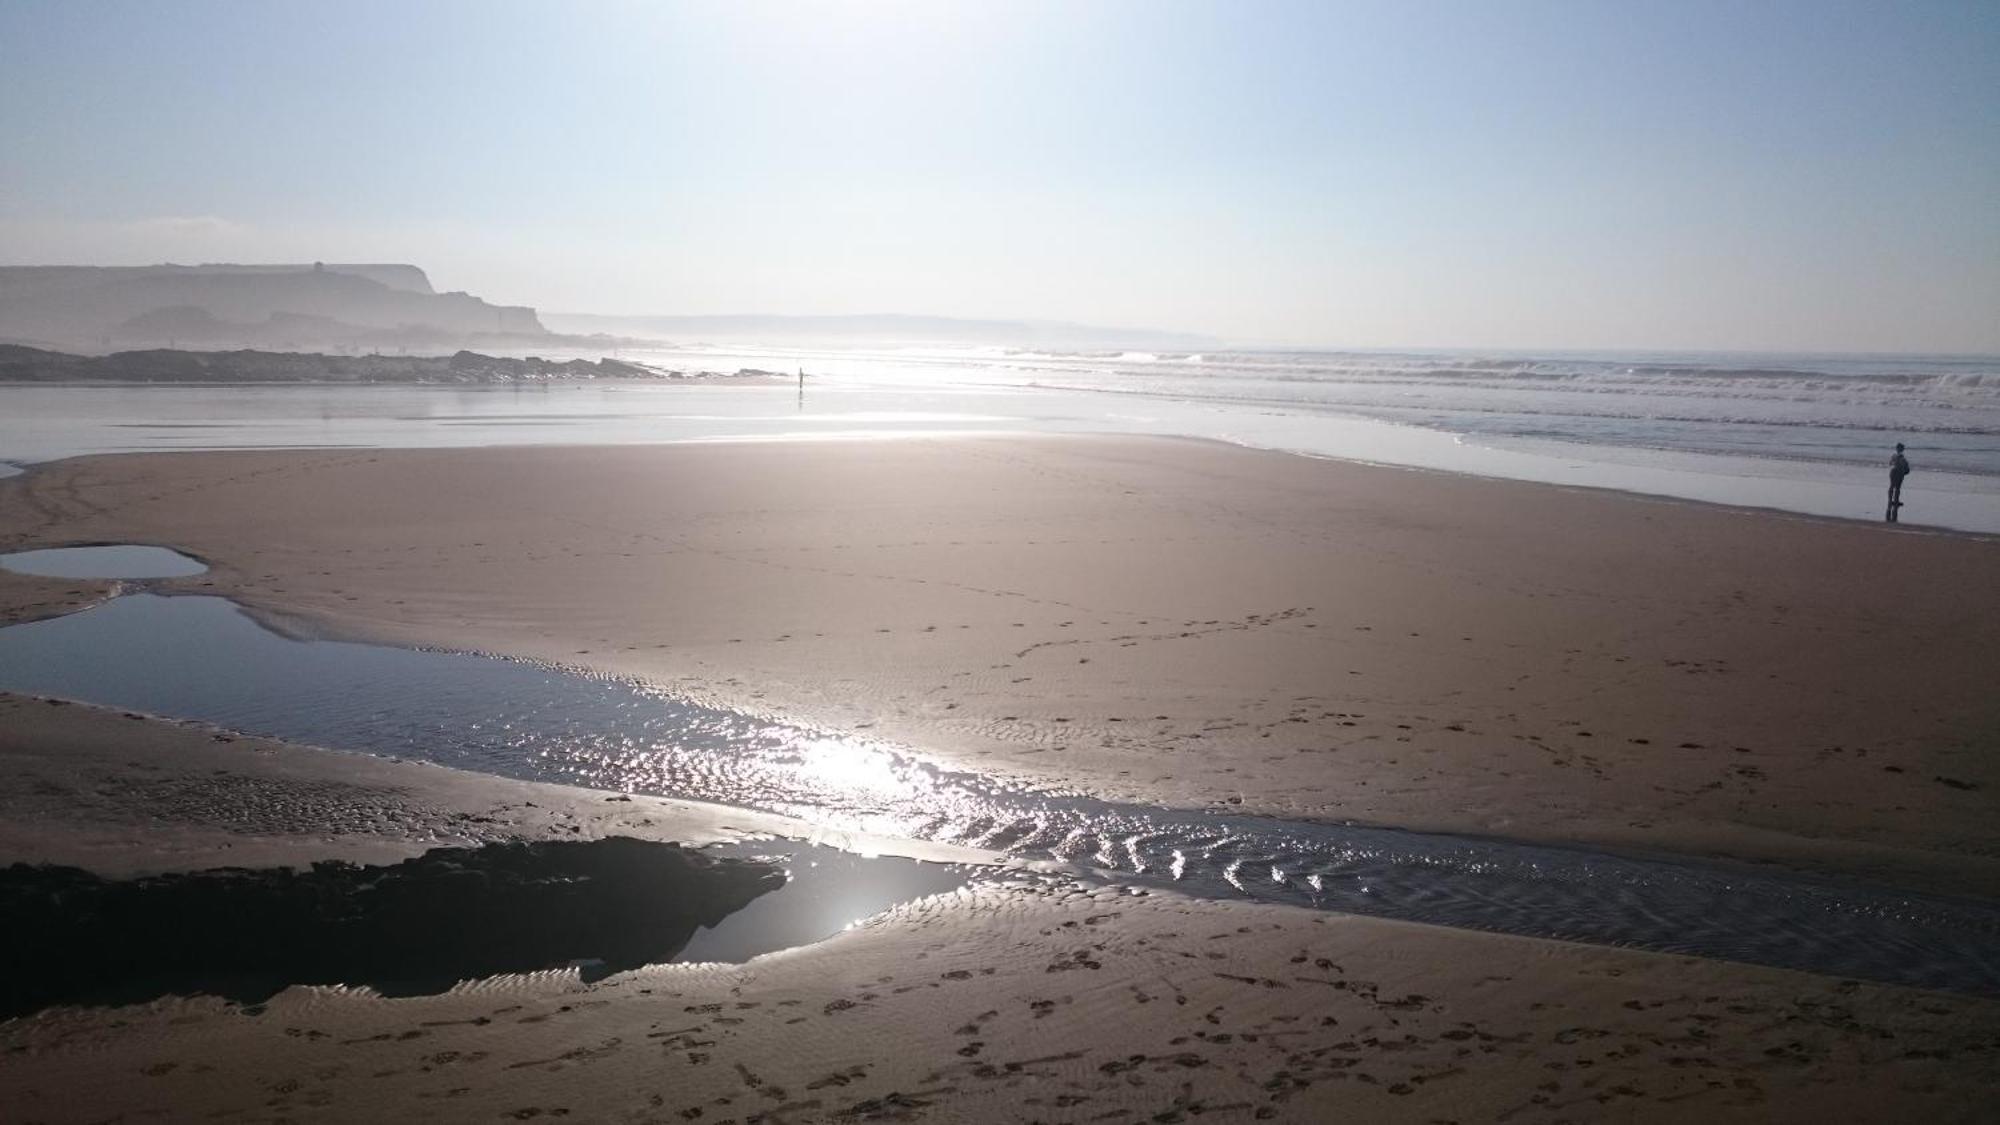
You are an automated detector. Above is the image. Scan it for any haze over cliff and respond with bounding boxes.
[1,263,1216,356]
[545,312,1217,351]
[0,263,546,352]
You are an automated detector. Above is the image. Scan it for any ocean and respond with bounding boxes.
[3,344,1997,532]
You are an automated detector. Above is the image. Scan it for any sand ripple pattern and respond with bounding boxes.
[2,592,1998,996]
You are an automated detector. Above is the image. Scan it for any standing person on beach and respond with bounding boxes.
[1887,442,1911,520]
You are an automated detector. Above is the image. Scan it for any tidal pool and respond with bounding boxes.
[0,544,208,579]
[0,835,978,1015]
[1,587,1996,995]
[686,841,975,964]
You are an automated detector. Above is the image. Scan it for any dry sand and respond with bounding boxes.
[2,435,1998,1122]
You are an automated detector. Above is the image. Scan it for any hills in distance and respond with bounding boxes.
[0,262,1214,355]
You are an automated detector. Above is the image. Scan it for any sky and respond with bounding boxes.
[2,0,1996,352]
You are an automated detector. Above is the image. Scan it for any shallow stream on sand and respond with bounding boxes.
[2,548,1997,996]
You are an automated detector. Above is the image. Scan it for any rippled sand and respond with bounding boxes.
[2,436,1994,894]
[2,435,1998,1120]
[2,696,1997,1123]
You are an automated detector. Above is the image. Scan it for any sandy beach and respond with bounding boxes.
[2,436,1994,891]
[2,435,1997,1121]
[3,695,1997,1123]
[9,0,1997,1117]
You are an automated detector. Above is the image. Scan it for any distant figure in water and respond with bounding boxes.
[1887,442,1911,522]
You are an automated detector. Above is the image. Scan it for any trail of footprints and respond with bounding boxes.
[103,876,2000,1124]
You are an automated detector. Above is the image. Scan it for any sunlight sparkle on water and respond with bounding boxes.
[790,735,928,804]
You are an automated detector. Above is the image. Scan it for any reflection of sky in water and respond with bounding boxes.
[0,544,207,579]
[2,590,1999,996]
[682,841,974,964]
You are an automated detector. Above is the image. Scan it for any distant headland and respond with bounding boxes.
[0,345,791,385]
[0,261,1218,355]
[0,262,549,353]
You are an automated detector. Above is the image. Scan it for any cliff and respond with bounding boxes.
[0,263,544,350]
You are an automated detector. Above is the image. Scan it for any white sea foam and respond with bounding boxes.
[4,344,1996,530]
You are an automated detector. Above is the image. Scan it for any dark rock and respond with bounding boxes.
[0,346,683,384]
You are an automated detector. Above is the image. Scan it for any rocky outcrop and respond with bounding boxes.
[0,837,784,1015]
[0,345,674,383]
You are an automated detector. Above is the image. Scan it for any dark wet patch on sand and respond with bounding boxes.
[0,837,773,1016]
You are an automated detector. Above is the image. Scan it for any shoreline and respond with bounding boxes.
[9,373,1999,533]
[5,427,1996,549]
[1285,439,2000,542]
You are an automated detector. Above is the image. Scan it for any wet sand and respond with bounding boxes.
[0,693,838,877]
[0,570,109,627]
[2,436,1995,894]
[2,695,1996,1123]
[2,436,1999,1121]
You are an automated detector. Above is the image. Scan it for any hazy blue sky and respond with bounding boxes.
[3,0,1995,351]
